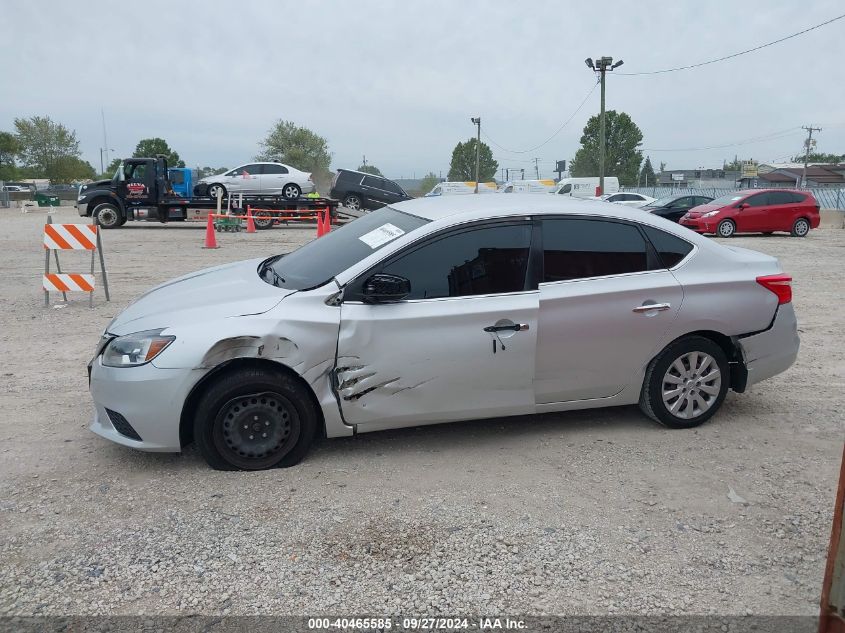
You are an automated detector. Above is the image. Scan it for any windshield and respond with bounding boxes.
[709,193,746,206]
[648,195,682,207]
[260,207,429,290]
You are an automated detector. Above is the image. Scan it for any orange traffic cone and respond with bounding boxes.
[246,206,256,233]
[324,207,332,232]
[203,213,219,249]
[316,208,325,237]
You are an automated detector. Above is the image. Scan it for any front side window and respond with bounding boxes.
[383,180,404,195]
[380,223,532,299]
[745,193,769,207]
[559,184,572,194]
[542,218,649,283]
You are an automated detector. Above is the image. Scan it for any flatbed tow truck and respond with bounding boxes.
[76,156,341,229]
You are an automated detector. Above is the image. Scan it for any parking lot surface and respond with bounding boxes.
[1,207,843,615]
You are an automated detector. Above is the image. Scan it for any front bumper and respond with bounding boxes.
[679,217,712,233]
[738,303,800,388]
[89,356,199,452]
[76,200,88,216]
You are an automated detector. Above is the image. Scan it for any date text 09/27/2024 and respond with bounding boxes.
[307,617,527,630]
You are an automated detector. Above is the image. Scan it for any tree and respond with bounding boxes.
[196,166,229,179]
[790,151,844,164]
[14,116,81,180]
[639,156,656,186]
[133,138,185,167]
[569,111,643,186]
[418,172,440,196]
[101,157,122,178]
[357,164,383,176]
[257,120,332,187]
[53,156,96,183]
[659,161,666,173]
[0,131,21,181]
[447,138,497,181]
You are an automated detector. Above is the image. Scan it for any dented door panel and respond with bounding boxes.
[335,292,539,430]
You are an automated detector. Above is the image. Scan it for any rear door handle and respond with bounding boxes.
[484,323,530,332]
[632,303,671,313]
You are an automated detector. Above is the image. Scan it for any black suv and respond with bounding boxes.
[330,169,412,211]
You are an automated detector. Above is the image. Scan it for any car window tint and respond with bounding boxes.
[695,196,712,206]
[642,225,694,268]
[673,197,694,208]
[745,193,769,207]
[767,191,795,205]
[262,164,287,175]
[542,219,649,282]
[362,176,384,188]
[560,184,572,194]
[383,180,403,195]
[381,223,532,299]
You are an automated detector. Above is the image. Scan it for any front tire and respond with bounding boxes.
[791,217,810,237]
[193,367,318,471]
[716,219,736,238]
[92,202,124,229]
[639,336,729,429]
[282,184,301,200]
[207,183,227,200]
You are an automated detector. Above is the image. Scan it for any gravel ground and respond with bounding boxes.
[0,206,843,617]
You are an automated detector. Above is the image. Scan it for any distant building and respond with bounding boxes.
[740,164,845,188]
[656,168,739,188]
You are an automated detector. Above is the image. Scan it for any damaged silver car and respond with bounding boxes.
[88,195,799,470]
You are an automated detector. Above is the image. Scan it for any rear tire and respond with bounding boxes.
[254,216,274,230]
[92,202,123,229]
[791,217,810,237]
[716,219,736,237]
[639,336,729,430]
[193,367,318,471]
[344,194,363,211]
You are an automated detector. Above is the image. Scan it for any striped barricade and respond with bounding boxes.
[42,218,109,307]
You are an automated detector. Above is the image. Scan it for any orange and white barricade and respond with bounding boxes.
[43,217,110,307]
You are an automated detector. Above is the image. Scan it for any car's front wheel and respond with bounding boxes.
[207,183,226,200]
[93,202,124,229]
[193,367,318,470]
[791,217,810,237]
[716,219,736,237]
[639,336,729,429]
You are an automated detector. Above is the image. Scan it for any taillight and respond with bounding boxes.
[756,274,792,304]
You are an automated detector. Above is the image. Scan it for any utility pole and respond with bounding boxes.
[585,56,624,195]
[470,117,481,192]
[534,157,540,179]
[362,155,367,169]
[801,125,821,188]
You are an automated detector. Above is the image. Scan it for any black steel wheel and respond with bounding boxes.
[194,367,318,470]
[93,202,123,229]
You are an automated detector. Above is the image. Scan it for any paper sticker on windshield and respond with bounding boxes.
[358,223,405,249]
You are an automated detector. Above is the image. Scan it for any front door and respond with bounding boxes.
[335,221,538,430]
[118,160,155,207]
[360,175,390,207]
[737,192,770,232]
[534,217,683,403]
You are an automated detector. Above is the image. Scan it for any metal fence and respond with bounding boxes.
[620,186,845,210]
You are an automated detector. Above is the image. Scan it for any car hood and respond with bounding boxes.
[106,258,294,336]
[684,203,725,218]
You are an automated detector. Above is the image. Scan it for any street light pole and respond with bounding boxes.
[586,56,623,196]
[471,117,481,193]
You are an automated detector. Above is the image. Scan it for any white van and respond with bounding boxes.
[500,179,556,194]
[425,181,498,196]
[553,177,619,198]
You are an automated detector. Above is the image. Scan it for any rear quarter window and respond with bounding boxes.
[642,225,694,268]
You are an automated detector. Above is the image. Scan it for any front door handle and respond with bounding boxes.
[632,303,671,313]
[484,323,530,332]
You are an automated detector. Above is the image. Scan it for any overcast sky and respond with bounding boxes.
[2,0,843,180]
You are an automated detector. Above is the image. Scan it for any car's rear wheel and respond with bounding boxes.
[207,183,226,200]
[344,194,363,211]
[92,202,124,229]
[639,336,729,429]
[282,184,301,200]
[716,219,736,237]
[253,216,274,230]
[193,367,318,471]
[791,217,810,237]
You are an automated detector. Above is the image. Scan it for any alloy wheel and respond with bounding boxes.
[661,351,722,420]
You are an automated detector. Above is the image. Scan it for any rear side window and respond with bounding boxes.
[262,164,288,175]
[768,191,795,205]
[642,225,694,268]
[381,223,532,299]
[790,192,807,203]
[541,219,649,282]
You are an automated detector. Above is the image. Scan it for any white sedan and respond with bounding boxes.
[199,162,315,200]
[596,192,656,206]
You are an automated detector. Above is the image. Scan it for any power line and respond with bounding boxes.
[616,13,845,76]
[641,127,804,152]
[481,80,599,154]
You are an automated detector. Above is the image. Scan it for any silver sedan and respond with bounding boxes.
[88,195,799,470]
[198,162,315,200]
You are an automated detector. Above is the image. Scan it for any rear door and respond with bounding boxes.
[336,220,539,429]
[534,217,683,403]
[260,163,289,194]
[766,191,798,230]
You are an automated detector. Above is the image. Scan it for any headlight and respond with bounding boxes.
[101,329,175,367]
[701,210,720,218]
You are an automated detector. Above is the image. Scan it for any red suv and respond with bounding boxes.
[680,189,820,237]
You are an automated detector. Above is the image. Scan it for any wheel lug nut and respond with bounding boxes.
[265,421,270,426]
[262,433,267,438]
[249,435,254,440]
[254,415,258,420]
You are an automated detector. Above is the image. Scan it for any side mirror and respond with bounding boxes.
[737,203,749,210]
[362,273,411,303]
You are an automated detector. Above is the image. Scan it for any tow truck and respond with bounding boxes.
[76,156,339,229]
